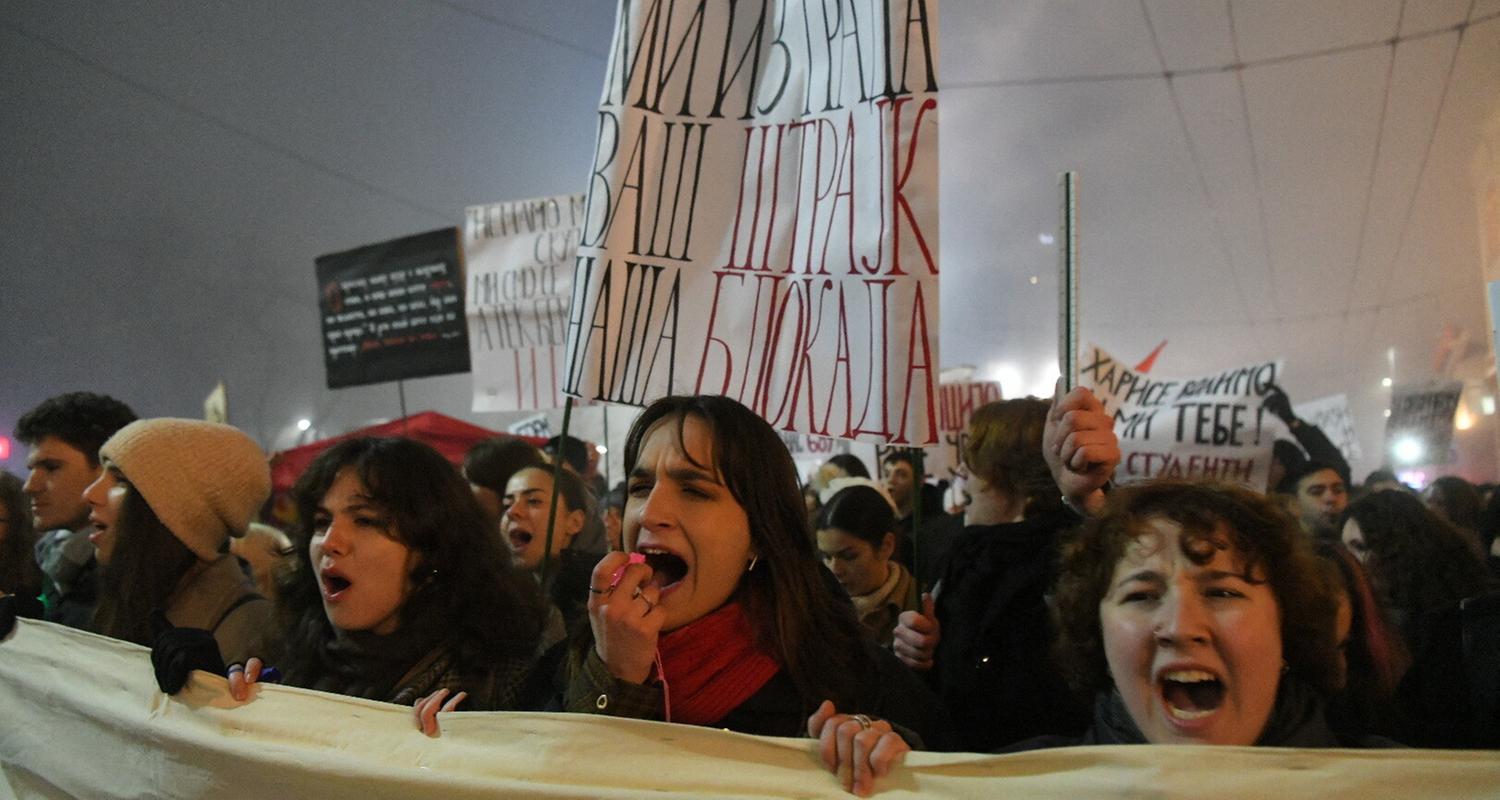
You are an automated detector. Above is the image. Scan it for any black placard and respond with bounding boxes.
[315,227,471,389]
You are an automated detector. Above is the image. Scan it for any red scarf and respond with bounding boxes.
[655,601,780,725]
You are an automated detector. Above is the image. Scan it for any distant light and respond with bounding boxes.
[1396,469,1428,491]
[1393,437,1424,464]
[1028,275,1039,285]
[989,362,1023,397]
[0,435,9,461]
[1383,408,1391,418]
[1381,377,1392,388]
[1038,233,1055,245]
[1483,396,1496,416]
[296,419,312,432]
[1455,406,1475,431]
[595,444,608,455]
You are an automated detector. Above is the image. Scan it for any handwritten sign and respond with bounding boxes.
[466,194,586,411]
[1385,381,1462,464]
[1293,394,1363,464]
[1081,344,1279,490]
[562,1,941,445]
[315,228,470,389]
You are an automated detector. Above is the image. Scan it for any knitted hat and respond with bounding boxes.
[99,419,271,560]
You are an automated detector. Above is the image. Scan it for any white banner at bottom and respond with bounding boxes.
[1,619,1496,799]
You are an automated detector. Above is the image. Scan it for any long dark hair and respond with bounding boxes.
[0,472,42,596]
[275,437,544,683]
[93,487,199,645]
[1342,490,1494,646]
[620,395,870,708]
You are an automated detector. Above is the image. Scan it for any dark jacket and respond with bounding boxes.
[928,508,1091,751]
[559,636,953,749]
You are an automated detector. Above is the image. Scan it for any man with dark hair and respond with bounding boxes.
[16,391,137,628]
[543,435,591,476]
[462,436,547,525]
[1280,459,1348,540]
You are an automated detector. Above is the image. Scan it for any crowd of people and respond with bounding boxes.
[1,386,1496,796]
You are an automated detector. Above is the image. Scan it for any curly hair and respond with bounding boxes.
[614,395,872,709]
[1053,480,1341,699]
[15,392,137,466]
[274,437,544,684]
[962,398,1060,516]
[1342,490,1494,648]
[0,472,42,597]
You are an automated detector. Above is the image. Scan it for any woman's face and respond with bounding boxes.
[816,528,892,597]
[1099,517,1283,746]
[625,415,753,632]
[500,467,583,572]
[81,462,130,566]
[309,468,418,635]
[1341,518,1370,563]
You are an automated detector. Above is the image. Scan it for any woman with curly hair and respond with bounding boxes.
[229,437,546,734]
[1039,481,1385,747]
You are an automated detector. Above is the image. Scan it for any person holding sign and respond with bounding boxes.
[216,438,547,733]
[890,387,1118,751]
[562,395,949,797]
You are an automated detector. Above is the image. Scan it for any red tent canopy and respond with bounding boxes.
[269,411,547,495]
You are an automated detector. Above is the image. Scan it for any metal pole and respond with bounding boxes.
[540,396,575,587]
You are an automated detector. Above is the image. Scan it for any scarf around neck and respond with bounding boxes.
[656,601,780,725]
[848,561,907,620]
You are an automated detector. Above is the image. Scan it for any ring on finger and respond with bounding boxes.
[226,663,245,675]
[852,713,873,730]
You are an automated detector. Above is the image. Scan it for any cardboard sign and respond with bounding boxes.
[315,228,470,388]
[562,0,941,445]
[1081,344,1280,490]
[466,194,586,411]
[507,413,554,439]
[1385,381,1462,464]
[1293,393,1363,464]
[929,380,1003,481]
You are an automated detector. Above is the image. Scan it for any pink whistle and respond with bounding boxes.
[609,552,647,588]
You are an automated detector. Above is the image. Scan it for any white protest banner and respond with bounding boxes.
[562,1,941,445]
[466,194,585,412]
[507,412,553,439]
[4,620,1498,798]
[1385,380,1463,464]
[1080,344,1280,490]
[1294,393,1363,464]
[928,379,1003,480]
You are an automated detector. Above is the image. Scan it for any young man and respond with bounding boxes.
[1283,460,1348,540]
[16,392,137,628]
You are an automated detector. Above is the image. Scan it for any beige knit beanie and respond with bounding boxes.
[99,418,272,561]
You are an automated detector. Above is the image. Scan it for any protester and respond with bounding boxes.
[1362,468,1408,494]
[1423,475,1486,556]
[814,483,917,647]
[462,436,548,526]
[1341,490,1498,746]
[1261,383,1351,490]
[1312,540,1408,740]
[83,419,272,666]
[1038,481,1382,747]
[222,437,545,732]
[559,395,948,797]
[0,472,44,618]
[17,392,138,628]
[501,464,602,643]
[602,481,626,552]
[890,389,1115,751]
[230,522,293,601]
[1281,460,1347,540]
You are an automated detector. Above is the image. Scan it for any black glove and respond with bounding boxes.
[0,594,16,640]
[150,612,226,694]
[1261,383,1297,425]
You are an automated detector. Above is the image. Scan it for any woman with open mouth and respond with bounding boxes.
[500,464,603,646]
[1032,480,1396,749]
[224,437,547,733]
[560,395,951,797]
[83,418,272,666]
